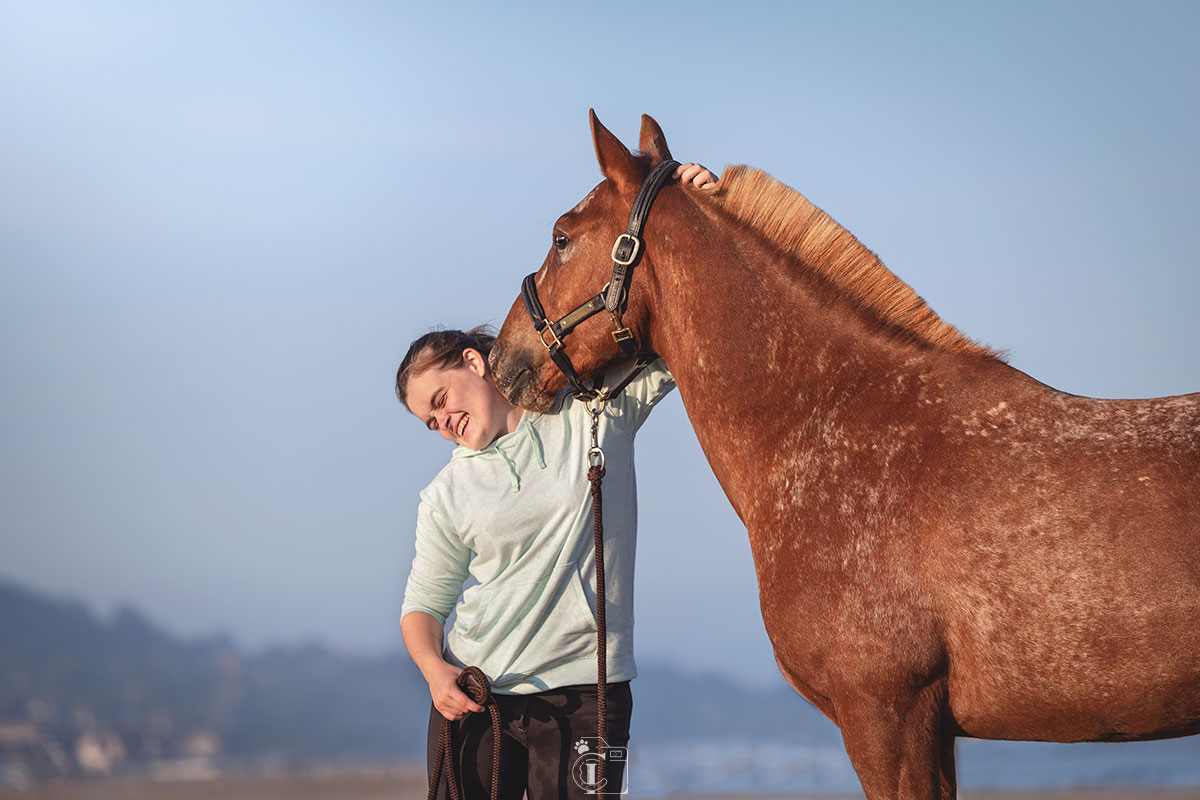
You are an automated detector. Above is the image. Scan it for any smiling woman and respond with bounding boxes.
[394,322,676,798]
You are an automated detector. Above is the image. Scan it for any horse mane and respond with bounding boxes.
[706,165,999,359]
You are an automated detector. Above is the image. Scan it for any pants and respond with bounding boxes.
[426,681,633,800]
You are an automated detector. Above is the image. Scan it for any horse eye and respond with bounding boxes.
[553,233,569,250]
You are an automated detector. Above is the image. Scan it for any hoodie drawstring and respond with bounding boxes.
[467,414,545,493]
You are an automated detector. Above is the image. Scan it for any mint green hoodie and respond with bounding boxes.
[401,361,674,694]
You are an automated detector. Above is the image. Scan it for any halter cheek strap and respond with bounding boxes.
[520,159,679,401]
[606,158,679,314]
[521,273,605,398]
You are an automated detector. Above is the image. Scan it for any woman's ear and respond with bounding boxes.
[462,347,488,377]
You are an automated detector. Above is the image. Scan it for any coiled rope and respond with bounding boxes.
[426,666,502,800]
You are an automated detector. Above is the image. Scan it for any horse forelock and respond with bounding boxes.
[706,165,1001,359]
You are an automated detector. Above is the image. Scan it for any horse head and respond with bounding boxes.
[490,111,675,411]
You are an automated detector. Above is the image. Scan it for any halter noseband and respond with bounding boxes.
[520,159,679,401]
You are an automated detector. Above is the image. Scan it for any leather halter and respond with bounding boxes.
[521,159,679,401]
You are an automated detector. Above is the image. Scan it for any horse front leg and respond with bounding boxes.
[938,734,957,800]
[835,681,951,800]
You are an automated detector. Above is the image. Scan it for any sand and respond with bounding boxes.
[2,767,1197,800]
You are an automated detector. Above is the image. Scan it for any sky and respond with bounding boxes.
[1,1,1198,690]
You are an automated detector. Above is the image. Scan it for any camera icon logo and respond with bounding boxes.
[571,737,628,795]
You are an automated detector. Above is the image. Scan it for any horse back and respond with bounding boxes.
[927,371,1200,742]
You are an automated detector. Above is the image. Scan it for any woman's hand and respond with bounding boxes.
[428,660,485,721]
[402,610,485,721]
[674,162,719,188]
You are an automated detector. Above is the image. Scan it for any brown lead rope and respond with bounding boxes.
[586,399,611,796]
[588,461,609,795]
[426,666,502,800]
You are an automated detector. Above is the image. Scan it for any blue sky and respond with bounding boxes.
[1,1,1197,688]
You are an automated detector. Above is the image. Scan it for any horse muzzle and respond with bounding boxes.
[489,342,557,412]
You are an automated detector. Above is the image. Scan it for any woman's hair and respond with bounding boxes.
[395,325,497,409]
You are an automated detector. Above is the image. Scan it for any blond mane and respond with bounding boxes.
[706,165,997,358]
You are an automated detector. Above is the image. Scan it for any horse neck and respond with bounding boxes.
[644,224,977,517]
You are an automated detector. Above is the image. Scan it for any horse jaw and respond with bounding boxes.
[488,338,558,413]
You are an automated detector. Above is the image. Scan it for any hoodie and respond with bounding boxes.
[401,360,675,694]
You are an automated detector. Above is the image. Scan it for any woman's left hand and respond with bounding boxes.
[674,162,719,188]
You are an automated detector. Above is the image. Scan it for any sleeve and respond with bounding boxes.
[400,493,471,626]
[609,357,675,432]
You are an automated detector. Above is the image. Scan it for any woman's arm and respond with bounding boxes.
[402,494,480,720]
[402,610,484,721]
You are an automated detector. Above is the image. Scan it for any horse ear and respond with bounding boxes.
[590,109,639,194]
[638,114,672,163]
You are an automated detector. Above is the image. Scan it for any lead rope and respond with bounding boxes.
[586,397,611,796]
[426,666,502,800]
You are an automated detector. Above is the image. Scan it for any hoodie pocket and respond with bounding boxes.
[568,562,598,629]
[469,562,597,645]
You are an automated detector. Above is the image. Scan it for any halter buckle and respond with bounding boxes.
[611,233,641,267]
[538,324,563,351]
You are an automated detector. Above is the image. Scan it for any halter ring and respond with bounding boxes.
[585,395,608,416]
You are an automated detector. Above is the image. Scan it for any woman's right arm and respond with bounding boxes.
[403,494,481,721]
[402,610,483,720]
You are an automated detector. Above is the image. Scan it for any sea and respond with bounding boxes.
[624,736,1200,795]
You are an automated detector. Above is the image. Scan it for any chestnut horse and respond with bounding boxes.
[489,113,1200,799]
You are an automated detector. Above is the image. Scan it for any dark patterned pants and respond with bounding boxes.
[426,681,633,800]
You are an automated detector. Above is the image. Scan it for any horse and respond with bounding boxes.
[487,112,1200,799]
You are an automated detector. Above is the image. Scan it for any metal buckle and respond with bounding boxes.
[539,323,562,351]
[612,327,633,345]
[611,233,641,266]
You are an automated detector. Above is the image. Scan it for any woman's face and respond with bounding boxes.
[405,348,519,450]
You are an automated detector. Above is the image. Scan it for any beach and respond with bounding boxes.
[2,766,1198,800]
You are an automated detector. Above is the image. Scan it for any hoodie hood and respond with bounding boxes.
[452,410,547,492]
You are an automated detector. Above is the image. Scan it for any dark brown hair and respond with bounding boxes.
[395,325,497,409]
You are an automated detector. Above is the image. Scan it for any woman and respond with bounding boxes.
[398,163,717,799]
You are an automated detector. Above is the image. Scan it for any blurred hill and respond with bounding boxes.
[0,579,430,781]
[0,579,830,783]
